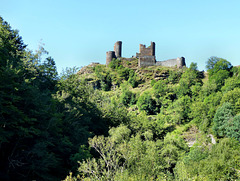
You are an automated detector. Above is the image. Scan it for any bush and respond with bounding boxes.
[175,138,240,180]
[150,79,156,87]
[207,58,232,90]
[225,115,240,141]
[153,79,169,98]
[120,89,136,106]
[175,138,240,181]
[137,92,160,115]
[168,70,182,84]
[128,70,138,88]
[94,65,112,91]
[213,102,234,137]
[108,58,121,69]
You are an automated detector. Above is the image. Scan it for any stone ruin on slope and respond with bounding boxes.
[106,41,186,68]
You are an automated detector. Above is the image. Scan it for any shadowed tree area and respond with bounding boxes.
[0,17,109,181]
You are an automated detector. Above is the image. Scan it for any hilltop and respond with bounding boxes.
[68,57,240,180]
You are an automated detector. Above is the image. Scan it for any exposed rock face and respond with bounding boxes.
[208,134,216,144]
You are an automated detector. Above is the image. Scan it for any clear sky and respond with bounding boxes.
[1,0,240,72]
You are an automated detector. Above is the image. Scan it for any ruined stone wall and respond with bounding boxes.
[156,57,186,68]
[138,42,156,67]
[140,45,152,56]
[139,56,156,67]
[139,42,155,56]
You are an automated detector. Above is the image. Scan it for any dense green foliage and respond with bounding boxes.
[1,17,240,180]
[0,17,107,181]
[213,102,240,141]
[137,91,159,115]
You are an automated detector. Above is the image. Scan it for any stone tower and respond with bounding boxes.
[114,41,122,58]
[176,57,186,68]
[106,51,116,66]
[106,41,122,65]
[138,42,156,67]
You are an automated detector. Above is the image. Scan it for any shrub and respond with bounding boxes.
[118,67,131,81]
[213,102,234,137]
[108,58,121,69]
[225,115,240,141]
[137,92,160,115]
[120,89,136,106]
[128,70,138,88]
[168,70,182,84]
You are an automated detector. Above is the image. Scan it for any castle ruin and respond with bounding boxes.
[106,41,186,68]
[137,42,156,67]
[106,41,122,65]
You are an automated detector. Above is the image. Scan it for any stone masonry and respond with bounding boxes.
[137,42,156,67]
[106,41,186,68]
[106,41,122,66]
[114,41,122,58]
[106,51,116,66]
[156,57,186,68]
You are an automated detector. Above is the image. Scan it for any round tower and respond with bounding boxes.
[176,57,186,68]
[106,51,116,65]
[114,41,122,58]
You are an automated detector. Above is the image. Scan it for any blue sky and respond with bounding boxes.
[1,0,240,72]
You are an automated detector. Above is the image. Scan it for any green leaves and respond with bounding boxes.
[75,126,167,180]
[128,69,138,88]
[176,63,202,97]
[166,95,191,124]
[225,115,240,141]
[175,138,240,180]
[212,102,240,141]
[108,58,121,69]
[137,92,159,115]
[120,87,136,107]
[207,57,233,90]
[213,102,234,137]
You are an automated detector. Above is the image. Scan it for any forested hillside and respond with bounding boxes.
[1,17,240,181]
